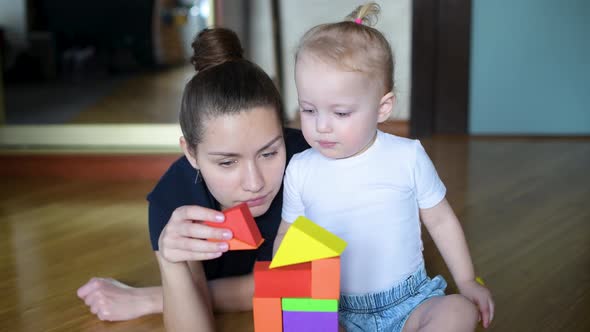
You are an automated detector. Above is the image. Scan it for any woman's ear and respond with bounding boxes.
[180,136,199,170]
[377,92,396,123]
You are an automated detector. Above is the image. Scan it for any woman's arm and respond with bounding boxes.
[157,253,215,332]
[78,204,255,323]
[77,261,256,324]
[77,278,163,321]
[206,269,255,312]
[188,260,255,312]
[156,205,233,331]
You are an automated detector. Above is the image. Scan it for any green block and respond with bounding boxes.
[281,298,338,312]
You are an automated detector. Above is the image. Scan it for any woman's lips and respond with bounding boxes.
[244,194,268,207]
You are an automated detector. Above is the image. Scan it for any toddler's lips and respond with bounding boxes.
[318,140,337,148]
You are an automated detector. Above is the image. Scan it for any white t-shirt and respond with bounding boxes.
[282,130,446,294]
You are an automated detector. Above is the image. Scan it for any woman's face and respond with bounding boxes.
[185,106,286,218]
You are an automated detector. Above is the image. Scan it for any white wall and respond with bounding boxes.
[277,0,412,121]
[470,0,590,134]
[0,0,28,66]
[250,0,276,79]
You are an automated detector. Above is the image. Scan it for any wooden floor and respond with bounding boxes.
[1,138,589,331]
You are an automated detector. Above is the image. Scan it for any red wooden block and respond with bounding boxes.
[253,297,282,332]
[208,236,264,250]
[205,203,264,249]
[311,257,340,299]
[254,261,312,298]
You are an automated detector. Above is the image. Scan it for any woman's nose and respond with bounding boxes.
[242,162,264,193]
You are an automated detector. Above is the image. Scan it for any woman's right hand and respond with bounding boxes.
[158,205,233,263]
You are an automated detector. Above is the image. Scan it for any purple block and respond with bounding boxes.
[282,311,338,332]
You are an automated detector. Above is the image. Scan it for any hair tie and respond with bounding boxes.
[354,18,363,24]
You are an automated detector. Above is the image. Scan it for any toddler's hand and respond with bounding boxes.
[456,279,494,328]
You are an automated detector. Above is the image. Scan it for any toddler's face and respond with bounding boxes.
[295,54,386,159]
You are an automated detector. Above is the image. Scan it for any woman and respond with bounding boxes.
[77,27,308,330]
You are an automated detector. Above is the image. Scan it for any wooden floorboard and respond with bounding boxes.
[1,138,588,331]
[0,154,180,180]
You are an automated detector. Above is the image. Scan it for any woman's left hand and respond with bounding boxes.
[456,279,495,328]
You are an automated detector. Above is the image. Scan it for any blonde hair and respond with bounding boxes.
[295,2,394,94]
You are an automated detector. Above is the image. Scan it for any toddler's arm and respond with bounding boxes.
[420,198,495,328]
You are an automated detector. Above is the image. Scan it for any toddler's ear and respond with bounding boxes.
[377,92,395,123]
[180,136,199,169]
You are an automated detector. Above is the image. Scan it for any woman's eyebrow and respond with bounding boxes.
[207,135,283,157]
[256,135,283,154]
[207,152,239,157]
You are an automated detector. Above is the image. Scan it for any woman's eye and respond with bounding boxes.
[301,109,315,114]
[218,160,237,167]
[262,151,278,159]
[335,112,351,118]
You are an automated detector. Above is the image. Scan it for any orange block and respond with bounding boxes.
[226,238,263,250]
[253,297,282,332]
[209,236,264,250]
[254,261,312,298]
[205,203,264,250]
[311,257,341,299]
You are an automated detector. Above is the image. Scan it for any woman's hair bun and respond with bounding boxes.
[190,28,244,72]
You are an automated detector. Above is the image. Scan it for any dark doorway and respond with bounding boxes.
[410,0,472,137]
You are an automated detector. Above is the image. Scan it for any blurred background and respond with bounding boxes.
[0,0,212,125]
[0,0,587,146]
[0,0,414,149]
[0,0,414,127]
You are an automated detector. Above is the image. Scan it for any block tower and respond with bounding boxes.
[253,216,347,332]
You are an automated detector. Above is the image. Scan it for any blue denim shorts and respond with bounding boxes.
[339,264,447,332]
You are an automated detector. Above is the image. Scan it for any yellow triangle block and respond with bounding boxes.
[270,216,347,268]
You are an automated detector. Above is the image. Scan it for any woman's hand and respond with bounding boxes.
[158,205,233,263]
[77,278,161,321]
[456,279,495,328]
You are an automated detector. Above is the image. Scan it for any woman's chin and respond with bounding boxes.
[248,201,272,218]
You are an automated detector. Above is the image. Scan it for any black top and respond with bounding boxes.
[147,128,309,280]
